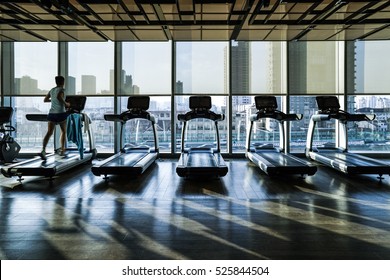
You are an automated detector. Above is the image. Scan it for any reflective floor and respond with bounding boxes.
[1,158,390,259]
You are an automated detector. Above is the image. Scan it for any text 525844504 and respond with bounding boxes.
[215,267,269,276]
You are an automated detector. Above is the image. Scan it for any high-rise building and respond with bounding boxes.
[231,41,250,94]
[81,75,96,94]
[175,80,188,111]
[176,80,183,94]
[110,69,137,94]
[124,75,133,94]
[16,76,39,94]
[66,76,76,95]
[132,85,140,94]
[230,41,251,111]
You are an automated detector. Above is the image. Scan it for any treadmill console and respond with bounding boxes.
[0,107,13,125]
[316,96,340,114]
[128,96,150,111]
[66,96,87,113]
[255,96,277,112]
[189,96,211,110]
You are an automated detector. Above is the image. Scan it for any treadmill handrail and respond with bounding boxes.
[316,110,376,123]
[26,114,49,122]
[250,110,302,122]
[26,112,91,123]
[104,110,155,123]
[178,110,224,122]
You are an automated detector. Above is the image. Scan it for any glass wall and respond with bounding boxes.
[121,42,171,95]
[288,41,343,153]
[12,97,51,152]
[346,41,390,152]
[13,42,58,96]
[68,42,115,153]
[83,97,115,153]
[2,40,390,156]
[7,43,57,152]
[174,42,228,152]
[231,41,286,153]
[175,42,228,94]
[289,41,343,95]
[347,95,389,151]
[347,41,390,94]
[68,42,114,95]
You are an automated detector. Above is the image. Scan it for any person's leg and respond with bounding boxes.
[59,120,67,155]
[40,121,55,160]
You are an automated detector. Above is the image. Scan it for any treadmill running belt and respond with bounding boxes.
[187,152,216,167]
[255,151,308,166]
[13,154,79,169]
[102,152,148,167]
[323,151,388,167]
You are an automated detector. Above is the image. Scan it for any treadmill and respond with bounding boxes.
[1,96,97,181]
[91,96,158,179]
[176,96,228,178]
[305,95,390,179]
[0,107,21,163]
[246,96,317,177]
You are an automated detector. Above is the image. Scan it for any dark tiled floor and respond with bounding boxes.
[1,158,390,259]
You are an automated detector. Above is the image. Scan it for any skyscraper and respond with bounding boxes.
[16,76,39,94]
[81,75,96,95]
[124,75,133,94]
[66,76,76,95]
[230,41,251,111]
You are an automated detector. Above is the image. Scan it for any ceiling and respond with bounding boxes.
[0,0,389,42]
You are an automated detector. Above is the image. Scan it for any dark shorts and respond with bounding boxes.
[47,112,69,123]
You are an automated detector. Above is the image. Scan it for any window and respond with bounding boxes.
[13,42,58,96]
[12,97,51,153]
[347,95,390,152]
[347,41,390,94]
[121,42,171,95]
[68,42,114,95]
[10,43,57,152]
[175,42,228,94]
[68,43,115,153]
[289,96,321,153]
[289,41,343,94]
[83,97,115,153]
[231,41,286,94]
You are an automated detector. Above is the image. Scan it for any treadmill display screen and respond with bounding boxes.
[0,107,13,124]
[316,96,340,112]
[66,96,86,112]
[128,96,150,110]
[255,96,277,110]
[189,96,212,110]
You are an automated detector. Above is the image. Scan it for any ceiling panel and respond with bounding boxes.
[0,0,389,41]
[364,27,390,40]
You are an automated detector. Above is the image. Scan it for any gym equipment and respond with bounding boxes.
[1,96,97,181]
[91,96,159,179]
[176,96,228,178]
[0,107,21,163]
[305,95,390,179]
[246,96,317,177]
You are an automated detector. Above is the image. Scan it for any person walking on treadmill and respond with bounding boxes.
[39,76,70,160]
